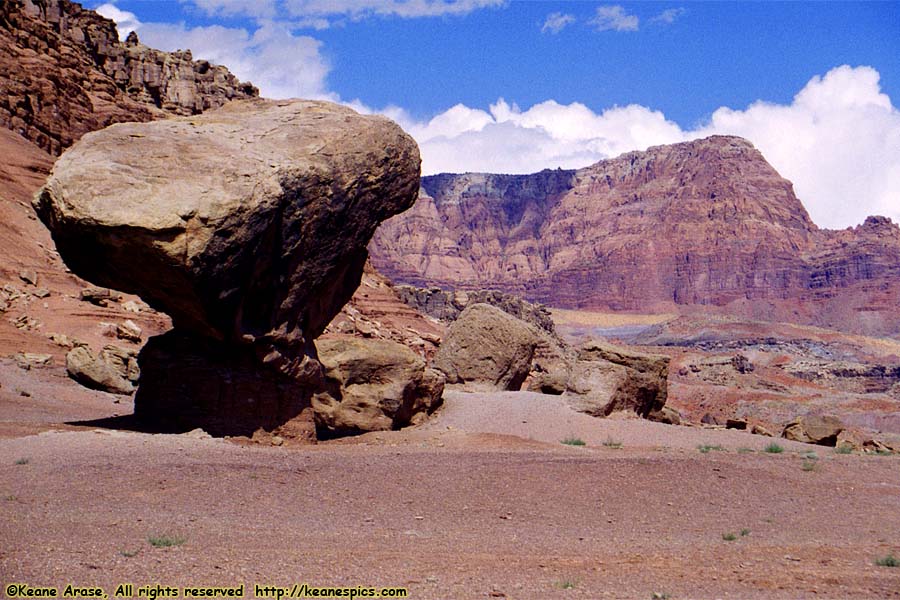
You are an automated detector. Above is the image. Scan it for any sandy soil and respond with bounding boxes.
[2,378,899,600]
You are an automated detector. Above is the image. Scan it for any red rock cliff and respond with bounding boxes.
[370,136,900,336]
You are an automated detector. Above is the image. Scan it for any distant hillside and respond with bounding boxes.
[370,135,900,337]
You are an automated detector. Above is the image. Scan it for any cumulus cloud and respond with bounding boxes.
[95,3,141,37]
[652,7,686,24]
[589,5,639,32]
[398,66,900,228]
[541,12,575,34]
[137,21,333,99]
[695,65,900,229]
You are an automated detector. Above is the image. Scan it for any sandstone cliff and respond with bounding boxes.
[0,0,257,155]
[370,136,900,337]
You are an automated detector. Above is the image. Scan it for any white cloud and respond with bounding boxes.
[396,66,900,228]
[541,12,575,34]
[188,0,278,19]
[95,3,141,37]
[122,20,332,100]
[589,5,639,32]
[283,0,505,20]
[652,7,685,24]
[695,65,900,229]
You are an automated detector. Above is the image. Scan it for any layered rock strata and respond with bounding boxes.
[370,136,900,336]
[0,0,257,155]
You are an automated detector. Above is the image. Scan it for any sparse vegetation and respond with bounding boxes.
[602,438,623,449]
[120,549,140,558]
[14,457,29,465]
[651,593,671,600]
[737,447,754,454]
[875,554,899,568]
[722,532,737,541]
[834,445,854,455]
[740,528,751,537]
[763,443,784,454]
[556,580,576,590]
[561,436,586,447]
[5,494,18,501]
[802,459,819,472]
[148,534,185,548]
[698,444,724,454]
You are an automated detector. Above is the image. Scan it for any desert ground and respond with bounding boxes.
[2,364,899,600]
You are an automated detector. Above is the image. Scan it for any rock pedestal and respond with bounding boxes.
[35,99,421,438]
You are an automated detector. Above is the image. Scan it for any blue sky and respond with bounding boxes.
[95,1,900,229]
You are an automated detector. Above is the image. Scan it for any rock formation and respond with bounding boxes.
[65,343,139,395]
[0,0,258,155]
[313,338,444,438]
[370,136,900,337]
[393,285,557,336]
[34,99,421,438]
[434,303,539,391]
[563,342,669,418]
[781,415,845,446]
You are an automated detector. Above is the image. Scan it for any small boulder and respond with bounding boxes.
[81,286,115,306]
[750,423,774,437]
[18,269,38,286]
[726,418,748,430]
[648,406,682,425]
[313,338,444,437]
[116,320,143,342]
[782,415,844,446]
[13,353,52,370]
[433,303,539,391]
[66,344,139,395]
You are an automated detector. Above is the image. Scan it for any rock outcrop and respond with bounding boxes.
[0,0,257,155]
[313,338,445,438]
[370,136,900,337]
[564,342,669,418]
[393,285,557,336]
[434,303,540,391]
[782,415,844,446]
[35,99,421,438]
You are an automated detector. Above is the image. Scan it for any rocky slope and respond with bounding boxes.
[0,0,257,155]
[370,136,900,337]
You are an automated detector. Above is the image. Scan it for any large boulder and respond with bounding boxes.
[782,415,844,445]
[312,338,444,437]
[35,99,421,437]
[564,341,669,418]
[433,303,540,391]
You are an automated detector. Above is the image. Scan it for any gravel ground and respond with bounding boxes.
[1,391,899,599]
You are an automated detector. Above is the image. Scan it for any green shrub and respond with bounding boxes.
[763,443,784,454]
[148,535,185,548]
[561,437,586,447]
[875,554,899,568]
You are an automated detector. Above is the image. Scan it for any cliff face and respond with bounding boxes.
[0,0,258,155]
[370,136,900,336]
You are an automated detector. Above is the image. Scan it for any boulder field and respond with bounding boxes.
[34,98,425,440]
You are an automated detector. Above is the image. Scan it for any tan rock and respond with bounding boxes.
[648,406,682,425]
[433,303,539,391]
[65,344,138,395]
[564,341,669,418]
[116,319,142,342]
[313,338,444,437]
[782,415,844,445]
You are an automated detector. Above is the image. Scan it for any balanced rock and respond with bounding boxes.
[313,338,444,437]
[782,415,844,446]
[564,341,669,418]
[433,303,539,391]
[36,99,420,436]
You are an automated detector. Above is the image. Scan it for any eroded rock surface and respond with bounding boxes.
[36,99,421,437]
[313,338,444,438]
